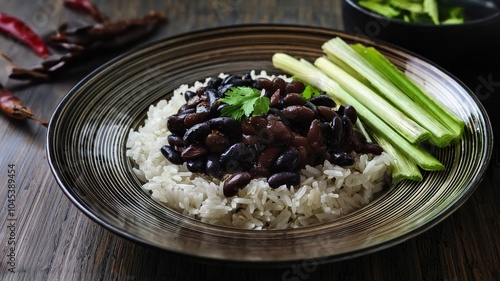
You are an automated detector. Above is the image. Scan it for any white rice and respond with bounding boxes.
[126,70,392,230]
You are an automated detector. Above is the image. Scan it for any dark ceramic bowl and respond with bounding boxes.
[342,0,500,81]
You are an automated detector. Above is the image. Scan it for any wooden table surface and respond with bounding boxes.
[1,0,499,280]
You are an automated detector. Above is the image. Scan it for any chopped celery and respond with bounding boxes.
[389,0,423,13]
[423,0,440,24]
[322,37,455,147]
[356,0,465,24]
[352,44,465,142]
[370,130,423,184]
[314,56,430,144]
[272,53,445,171]
[358,1,401,18]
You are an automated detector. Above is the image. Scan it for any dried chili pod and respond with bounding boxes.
[0,84,48,126]
[8,12,167,82]
[49,11,167,52]
[0,13,51,58]
[64,0,108,23]
[8,53,78,82]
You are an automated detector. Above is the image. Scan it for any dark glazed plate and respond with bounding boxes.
[46,25,493,264]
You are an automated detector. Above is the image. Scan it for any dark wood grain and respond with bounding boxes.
[1,0,499,280]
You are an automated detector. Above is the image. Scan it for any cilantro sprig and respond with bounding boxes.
[219,87,270,120]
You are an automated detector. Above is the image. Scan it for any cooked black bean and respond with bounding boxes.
[249,116,267,131]
[208,117,242,136]
[206,77,223,90]
[184,90,196,102]
[167,134,186,147]
[285,80,305,94]
[272,148,300,172]
[167,115,187,135]
[205,133,230,154]
[257,146,283,169]
[340,116,355,151]
[219,143,257,172]
[268,172,300,189]
[177,107,196,118]
[359,143,384,155]
[307,119,323,143]
[343,105,357,124]
[265,117,294,144]
[183,122,210,144]
[222,74,239,85]
[309,95,336,107]
[186,95,203,109]
[329,151,355,166]
[330,116,343,149]
[217,83,234,95]
[242,72,252,80]
[241,134,259,145]
[223,172,252,197]
[272,77,287,93]
[291,133,309,148]
[304,101,319,118]
[184,112,210,128]
[337,105,345,116]
[282,105,315,122]
[317,106,337,121]
[186,158,206,173]
[205,154,224,178]
[254,78,273,91]
[249,166,271,178]
[195,104,210,115]
[283,93,307,106]
[181,144,207,160]
[161,145,184,164]
[270,89,281,107]
[231,78,254,87]
[205,89,218,107]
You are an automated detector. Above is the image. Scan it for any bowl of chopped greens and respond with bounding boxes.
[342,0,500,74]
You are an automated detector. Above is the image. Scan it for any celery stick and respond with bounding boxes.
[352,44,465,141]
[325,53,372,87]
[272,53,444,171]
[322,37,455,147]
[358,1,401,18]
[370,130,423,184]
[423,0,440,24]
[389,0,423,13]
[315,56,430,144]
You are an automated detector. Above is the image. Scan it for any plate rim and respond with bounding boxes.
[46,23,494,264]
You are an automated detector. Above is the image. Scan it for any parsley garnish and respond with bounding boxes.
[300,84,322,100]
[219,87,270,120]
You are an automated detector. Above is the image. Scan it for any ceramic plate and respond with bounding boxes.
[46,25,493,264]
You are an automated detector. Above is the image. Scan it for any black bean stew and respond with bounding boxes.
[161,72,383,197]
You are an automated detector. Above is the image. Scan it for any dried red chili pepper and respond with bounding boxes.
[0,13,51,58]
[49,11,167,52]
[9,12,167,82]
[0,83,48,126]
[63,0,108,23]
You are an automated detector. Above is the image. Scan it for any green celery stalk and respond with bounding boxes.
[423,0,440,24]
[272,53,445,171]
[352,44,465,142]
[358,1,401,18]
[370,129,423,184]
[315,56,430,144]
[389,0,424,13]
[325,53,372,87]
[322,37,455,147]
